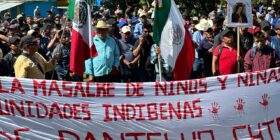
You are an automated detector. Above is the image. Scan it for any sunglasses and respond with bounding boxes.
[275,28,280,30]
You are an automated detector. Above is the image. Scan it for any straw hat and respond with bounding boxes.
[96,20,109,29]
[195,19,211,31]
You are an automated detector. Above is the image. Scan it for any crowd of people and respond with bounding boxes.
[0,2,280,82]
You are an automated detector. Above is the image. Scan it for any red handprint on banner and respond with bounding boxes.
[234,98,245,113]
[259,93,270,107]
[209,102,220,118]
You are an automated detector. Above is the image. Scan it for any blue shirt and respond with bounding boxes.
[52,44,71,80]
[265,14,271,22]
[192,30,204,58]
[38,36,51,59]
[118,38,137,62]
[271,18,279,29]
[133,22,143,38]
[258,5,263,14]
[85,35,120,77]
[270,36,280,58]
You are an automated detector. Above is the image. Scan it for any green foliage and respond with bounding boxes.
[104,0,266,17]
[139,0,147,5]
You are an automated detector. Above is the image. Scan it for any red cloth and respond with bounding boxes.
[244,47,277,72]
[70,30,91,77]
[173,29,195,80]
[213,44,238,75]
[247,26,261,35]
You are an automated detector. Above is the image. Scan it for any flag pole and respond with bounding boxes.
[89,0,94,81]
[237,27,240,73]
[155,0,162,82]
[157,50,162,82]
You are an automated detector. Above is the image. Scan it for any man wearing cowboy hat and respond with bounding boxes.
[191,19,212,79]
[85,20,120,82]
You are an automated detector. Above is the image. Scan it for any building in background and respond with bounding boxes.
[1,0,57,19]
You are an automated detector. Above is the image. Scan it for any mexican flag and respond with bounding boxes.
[153,0,194,80]
[68,0,97,77]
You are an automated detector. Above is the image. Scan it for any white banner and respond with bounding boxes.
[0,68,280,140]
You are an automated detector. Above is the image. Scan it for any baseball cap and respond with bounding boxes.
[32,24,40,30]
[192,17,199,21]
[106,18,117,25]
[8,36,20,45]
[270,10,276,14]
[268,7,272,11]
[220,28,234,38]
[118,21,128,28]
[121,26,131,33]
[19,35,38,48]
[275,24,280,29]
[8,24,17,29]
[55,14,60,18]
[260,21,271,30]
[119,18,128,23]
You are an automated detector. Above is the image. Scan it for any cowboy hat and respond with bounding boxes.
[96,20,109,29]
[195,19,211,31]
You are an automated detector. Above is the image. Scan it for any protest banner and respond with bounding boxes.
[0,67,280,139]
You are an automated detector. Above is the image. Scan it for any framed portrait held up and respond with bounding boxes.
[227,0,253,27]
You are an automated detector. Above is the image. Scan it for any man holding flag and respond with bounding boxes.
[85,20,120,82]
[69,0,97,81]
[153,0,195,81]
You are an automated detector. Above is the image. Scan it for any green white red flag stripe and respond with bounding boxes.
[69,0,97,77]
[153,0,194,80]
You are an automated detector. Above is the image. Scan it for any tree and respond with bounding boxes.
[105,0,248,16]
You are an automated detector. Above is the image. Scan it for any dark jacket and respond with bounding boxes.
[3,52,21,76]
[0,59,9,76]
[53,44,70,80]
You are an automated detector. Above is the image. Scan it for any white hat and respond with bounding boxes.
[268,7,272,11]
[27,30,35,36]
[115,9,122,15]
[208,19,213,27]
[16,14,23,19]
[139,12,147,18]
[270,10,276,14]
[195,19,211,31]
[121,26,131,33]
[192,17,199,21]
